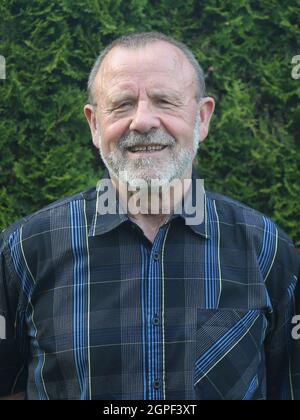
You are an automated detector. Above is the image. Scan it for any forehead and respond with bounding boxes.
[95,41,197,97]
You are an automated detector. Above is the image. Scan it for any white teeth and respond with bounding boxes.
[129,145,166,152]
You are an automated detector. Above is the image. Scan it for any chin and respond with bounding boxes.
[128,172,172,188]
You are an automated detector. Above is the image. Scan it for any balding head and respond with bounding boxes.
[87,32,206,105]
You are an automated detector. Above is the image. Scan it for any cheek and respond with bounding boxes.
[162,118,194,146]
[99,118,130,151]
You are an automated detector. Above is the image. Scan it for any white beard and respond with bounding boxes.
[98,116,201,187]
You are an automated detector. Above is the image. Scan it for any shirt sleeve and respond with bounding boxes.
[264,230,300,400]
[0,231,27,397]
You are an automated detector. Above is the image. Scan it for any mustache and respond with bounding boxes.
[118,129,176,151]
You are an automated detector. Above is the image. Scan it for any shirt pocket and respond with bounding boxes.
[194,308,267,400]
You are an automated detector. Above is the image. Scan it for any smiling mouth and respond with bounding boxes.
[127,144,168,153]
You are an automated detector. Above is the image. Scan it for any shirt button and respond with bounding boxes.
[153,380,161,390]
[152,316,160,326]
[153,252,160,261]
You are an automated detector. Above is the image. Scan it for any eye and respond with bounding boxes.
[115,101,134,111]
[158,99,171,105]
[156,98,176,108]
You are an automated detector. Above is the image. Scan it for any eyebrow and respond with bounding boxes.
[149,90,184,104]
[107,91,137,104]
[106,89,184,107]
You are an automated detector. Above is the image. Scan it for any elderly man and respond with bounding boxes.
[0,32,299,400]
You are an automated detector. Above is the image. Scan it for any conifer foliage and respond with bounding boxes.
[0,0,299,244]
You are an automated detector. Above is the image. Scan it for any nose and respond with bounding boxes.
[129,100,160,133]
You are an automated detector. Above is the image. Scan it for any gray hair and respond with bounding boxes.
[87,32,206,105]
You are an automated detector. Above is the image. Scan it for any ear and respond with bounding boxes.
[84,104,100,149]
[198,97,215,143]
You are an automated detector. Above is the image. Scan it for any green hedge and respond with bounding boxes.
[0,0,299,245]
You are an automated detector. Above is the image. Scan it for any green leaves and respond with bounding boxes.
[0,0,299,245]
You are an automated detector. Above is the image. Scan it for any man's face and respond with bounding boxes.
[85,41,214,186]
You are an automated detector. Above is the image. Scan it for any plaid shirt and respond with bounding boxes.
[0,168,299,400]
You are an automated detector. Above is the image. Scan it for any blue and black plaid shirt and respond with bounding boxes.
[0,168,299,400]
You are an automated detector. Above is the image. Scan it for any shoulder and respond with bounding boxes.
[206,190,292,243]
[1,187,97,246]
[206,191,299,279]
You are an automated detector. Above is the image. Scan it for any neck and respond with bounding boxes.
[110,167,193,242]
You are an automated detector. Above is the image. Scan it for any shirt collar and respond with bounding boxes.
[88,166,209,239]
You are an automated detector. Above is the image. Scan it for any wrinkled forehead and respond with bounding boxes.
[95,41,198,96]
